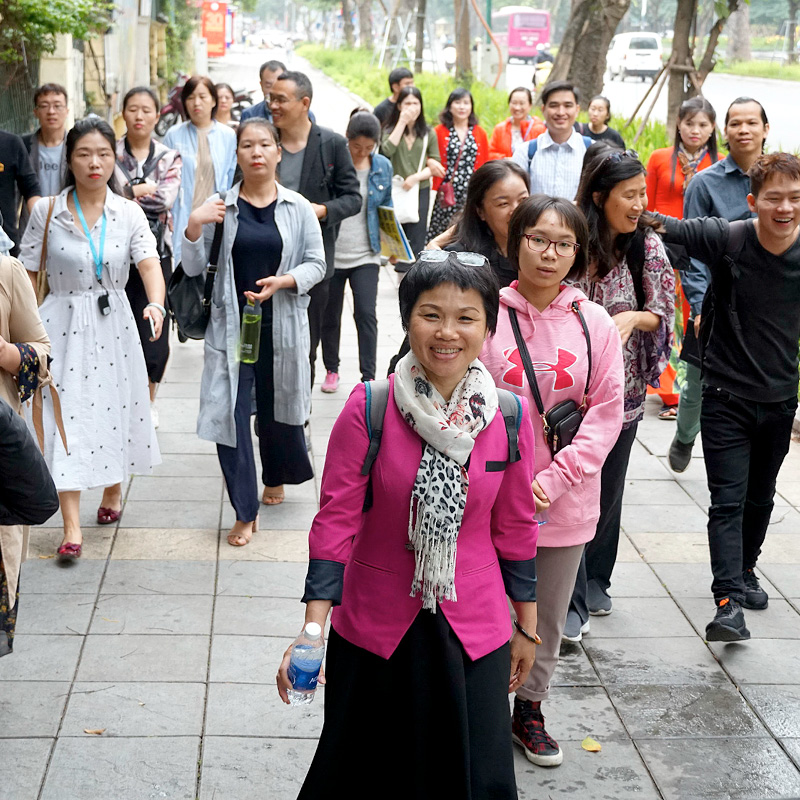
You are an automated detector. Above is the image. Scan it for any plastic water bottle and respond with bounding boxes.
[239,299,261,364]
[287,622,325,706]
[535,508,549,525]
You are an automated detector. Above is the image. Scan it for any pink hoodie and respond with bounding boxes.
[481,283,624,548]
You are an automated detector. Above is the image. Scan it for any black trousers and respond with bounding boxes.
[217,324,313,522]
[701,385,796,602]
[396,186,431,271]
[126,257,171,384]
[308,277,331,388]
[320,263,379,381]
[571,423,639,623]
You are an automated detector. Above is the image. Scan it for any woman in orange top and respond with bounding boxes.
[645,96,719,417]
[488,87,546,160]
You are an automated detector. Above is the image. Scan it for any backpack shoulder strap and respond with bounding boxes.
[361,378,390,512]
[582,135,593,149]
[725,220,748,261]
[496,388,522,464]
[527,139,538,164]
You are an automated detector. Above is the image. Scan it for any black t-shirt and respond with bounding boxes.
[231,197,283,320]
[446,236,516,289]
[575,123,626,150]
[0,130,40,254]
[662,215,800,402]
[373,98,395,127]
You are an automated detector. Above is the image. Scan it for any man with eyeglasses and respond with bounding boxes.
[22,84,69,202]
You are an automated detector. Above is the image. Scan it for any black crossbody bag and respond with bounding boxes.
[508,302,592,455]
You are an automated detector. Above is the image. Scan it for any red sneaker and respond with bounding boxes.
[512,697,563,766]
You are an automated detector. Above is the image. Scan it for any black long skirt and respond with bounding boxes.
[299,610,517,800]
[126,257,171,384]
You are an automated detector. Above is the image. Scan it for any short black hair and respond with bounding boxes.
[439,87,479,128]
[276,71,313,104]
[34,83,68,106]
[541,80,579,107]
[398,254,500,335]
[122,86,159,112]
[508,86,533,105]
[65,117,122,195]
[388,68,413,91]
[236,117,279,145]
[259,60,286,79]
[181,75,218,117]
[346,110,380,142]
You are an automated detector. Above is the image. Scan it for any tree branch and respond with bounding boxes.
[696,0,741,84]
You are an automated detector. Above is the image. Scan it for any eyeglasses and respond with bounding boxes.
[418,250,489,267]
[36,103,66,112]
[603,148,639,165]
[522,235,580,258]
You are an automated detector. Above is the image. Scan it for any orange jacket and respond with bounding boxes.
[488,117,546,160]
[645,147,719,218]
[432,123,489,191]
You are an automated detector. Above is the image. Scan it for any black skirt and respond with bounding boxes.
[299,610,517,800]
[0,557,18,658]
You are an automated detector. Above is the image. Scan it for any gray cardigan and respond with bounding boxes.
[180,182,326,446]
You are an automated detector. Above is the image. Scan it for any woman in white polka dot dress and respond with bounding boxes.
[20,118,166,561]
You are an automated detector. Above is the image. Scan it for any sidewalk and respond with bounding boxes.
[2,46,800,800]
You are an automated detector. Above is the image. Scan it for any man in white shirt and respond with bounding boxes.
[511,81,591,200]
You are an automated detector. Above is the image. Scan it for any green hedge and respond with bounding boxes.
[299,44,671,163]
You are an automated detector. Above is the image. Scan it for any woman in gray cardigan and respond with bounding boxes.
[181,119,326,546]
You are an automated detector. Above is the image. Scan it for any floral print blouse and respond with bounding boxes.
[569,229,674,428]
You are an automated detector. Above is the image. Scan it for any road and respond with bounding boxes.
[504,63,800,152]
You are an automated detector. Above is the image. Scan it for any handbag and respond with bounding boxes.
[391,133,428,225]
[438,132,467,209]
[508,302,592,456]
[167,221,224,340]
[35,197,57,306]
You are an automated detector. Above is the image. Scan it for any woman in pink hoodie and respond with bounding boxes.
[482,195,624,768]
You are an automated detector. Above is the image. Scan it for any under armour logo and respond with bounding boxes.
[501,347,577,391]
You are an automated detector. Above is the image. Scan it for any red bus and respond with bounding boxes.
[491,6,551,64]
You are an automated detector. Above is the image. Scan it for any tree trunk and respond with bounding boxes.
[696,0,741,83]
[546,0,630,104]
[342,0,355,48]
[414,0,427,73]
[666,0,696,132]
[357,0,372,48]
[725,3,750,63]
[454,0,472,81]
[787,0,799,65]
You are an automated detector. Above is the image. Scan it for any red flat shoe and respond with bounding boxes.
[97,507,122,525]
[57,542,82,562]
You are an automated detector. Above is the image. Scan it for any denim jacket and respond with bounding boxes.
[366,153,393,253]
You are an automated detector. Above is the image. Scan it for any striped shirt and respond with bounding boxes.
[511,129,589,200]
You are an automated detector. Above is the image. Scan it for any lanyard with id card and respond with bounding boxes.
[73,191,110,315]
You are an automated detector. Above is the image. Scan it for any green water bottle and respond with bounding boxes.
[239,299,262,364]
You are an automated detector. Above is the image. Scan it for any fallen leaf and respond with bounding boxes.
[581,736,601,752]
[38,555,55,559]
[138,702,145,707]
[83,728,106,736]
[101,617,119,623]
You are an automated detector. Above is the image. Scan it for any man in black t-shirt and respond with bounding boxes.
[659,152,800,642]
[372,68,414,128]
[0,129,41,256]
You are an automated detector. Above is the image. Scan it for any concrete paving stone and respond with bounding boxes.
[221,476,319,505]
[625,532,710,563]
[760,564,800,598]
[624,453,674,480]
[19,559,106,594]
[61,682,206,737]
[117,500,221,529]
[111,528,219,560]
[635,737,800,800]
[199,736,317,800]
[622,479,699,505]
[661,452,708,483]
[216,560,307,597]
[776,480,800,506]
[552,641,602,686]
[89,594,214,635]
[156,381,201,399]
[741,686,800,738]
[535,686,630,742]
[154,432,217,454]
[15,593,96,635]
[584,637,728,686]
[759,534,800,563]
[152,453,222,477]
[151,409,197,432]
[604,561,668,597]
[784,738,800,771]
[205,682,323,737]
[609,683,766,739]
[677,596,800,640]
[217,529,309,562]
[126,476,223,504]
[77,634,210,682]
[621,503,708,533]
[26,527,115,559]
[650,562,776,599]
[709,639,800,685]
[221,500,317,531]
[515,738,661,799]
[764,505,800,534]
[0,738,53,799]
[41,735,200,800]
[0,634,83,681]
[101,560,216,594]
[0,681,70,736]
[160,367,201,383]
[585,597,696,639]
[32,488,117,530]
[213,596,304,636]
[615,533,643,563]
[209,634,293,683]
[676,478,712,509]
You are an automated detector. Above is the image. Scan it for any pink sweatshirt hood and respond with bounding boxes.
[481,282,625,548]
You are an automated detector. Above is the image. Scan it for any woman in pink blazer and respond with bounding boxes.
[278,252,539,798]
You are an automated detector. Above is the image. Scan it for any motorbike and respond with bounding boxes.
[231,88,254,121]
[155,73,189,138]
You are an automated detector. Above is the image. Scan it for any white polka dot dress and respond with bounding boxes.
[19,189,162,491]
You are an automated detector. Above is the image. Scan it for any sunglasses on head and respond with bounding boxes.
[603,148,639,165]
[418,250,489,268]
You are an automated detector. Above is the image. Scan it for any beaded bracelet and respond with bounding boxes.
[146,302,167,317]
[514,620,542,645]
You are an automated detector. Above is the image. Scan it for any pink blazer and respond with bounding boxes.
[305,377,539,661]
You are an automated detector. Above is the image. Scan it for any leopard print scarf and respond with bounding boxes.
[394,353,498,611]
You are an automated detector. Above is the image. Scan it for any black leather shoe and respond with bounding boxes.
[741,568,769,610]
[668,436,694,473]
[705,598,750,642]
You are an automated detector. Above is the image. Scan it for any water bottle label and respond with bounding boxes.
[288,661,320,692]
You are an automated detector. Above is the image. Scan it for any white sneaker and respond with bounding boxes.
[562,610,590,643]
[150,403,159,429]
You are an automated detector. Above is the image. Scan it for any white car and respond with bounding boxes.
[607,32,663,81]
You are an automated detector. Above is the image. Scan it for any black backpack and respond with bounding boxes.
[360,379,523,512]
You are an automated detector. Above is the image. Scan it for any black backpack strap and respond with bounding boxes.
[508,307,548,434]
[496,389,522,464]
[141,149,169,181]
[571,301,592,407]
[201,222,224,311]
[722,219,748,330]
[361,379,390,512]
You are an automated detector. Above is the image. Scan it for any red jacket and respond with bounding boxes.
[432,123,489,191]
[488,117,546,160]
[645,146,720,218]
